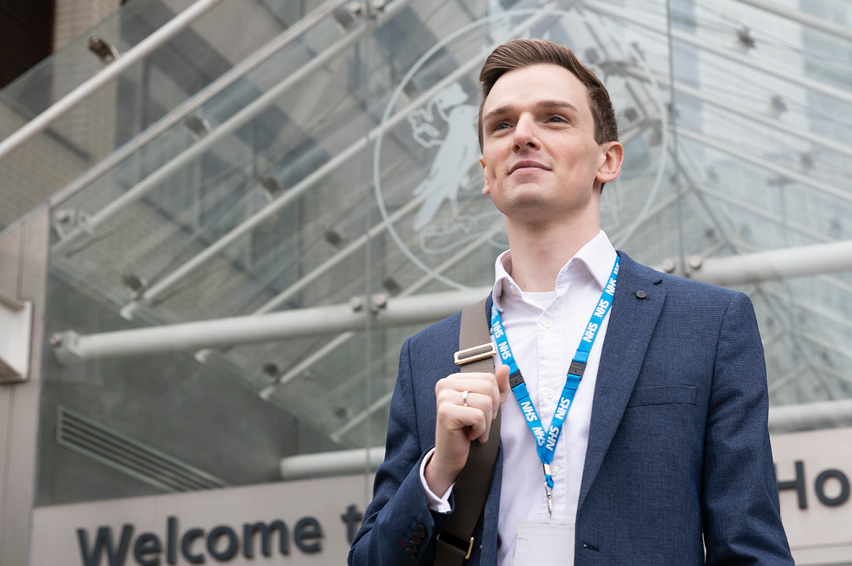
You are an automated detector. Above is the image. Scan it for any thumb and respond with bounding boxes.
[495,364,511,405]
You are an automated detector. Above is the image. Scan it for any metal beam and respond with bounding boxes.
[47,0,352,209]
[690,239,852,286]
[52,286,491,364]
[279,447,384,480]
[255,197,422,316]
[696,184,831,244]
[676,127,852,205]
[258,223,504,399]
[769,398,852,433]
[584,0,852,107]
[670,79,852,161]
[731,0,852,44]
[52,1,386,256]
[0,0,228,161]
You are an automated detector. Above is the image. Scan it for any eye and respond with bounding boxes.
[547,115,568,124]
[493,122,510,131]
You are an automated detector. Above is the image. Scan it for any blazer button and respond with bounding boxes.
[412,533,423,545]
[635,290,647,299]
[406,547,415,559]
[416,524,426,537]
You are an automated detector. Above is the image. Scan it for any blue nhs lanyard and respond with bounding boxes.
[490,256,619,508]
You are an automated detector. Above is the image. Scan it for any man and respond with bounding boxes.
[349,39,792,565]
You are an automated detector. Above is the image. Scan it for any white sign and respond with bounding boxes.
[31,475,371,566]
[772,426,852,564]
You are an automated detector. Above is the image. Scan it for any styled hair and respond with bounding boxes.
[478,39,618,150]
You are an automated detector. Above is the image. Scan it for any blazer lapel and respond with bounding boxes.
[577,253,666,512]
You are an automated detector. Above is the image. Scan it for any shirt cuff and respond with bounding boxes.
[420,447,454,513]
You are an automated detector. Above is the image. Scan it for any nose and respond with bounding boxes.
[513,113,539,150]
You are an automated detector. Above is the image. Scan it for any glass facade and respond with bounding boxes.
[3,0,852,560]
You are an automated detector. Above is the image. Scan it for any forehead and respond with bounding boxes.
[482,63,592,118]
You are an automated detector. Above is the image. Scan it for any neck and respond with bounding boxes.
[505,217,600,293]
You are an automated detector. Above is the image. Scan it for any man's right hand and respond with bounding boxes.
[424,364,511,496]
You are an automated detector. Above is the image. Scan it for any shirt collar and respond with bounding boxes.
[491,230,617,311]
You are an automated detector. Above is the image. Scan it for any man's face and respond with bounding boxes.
[479,63,621,225]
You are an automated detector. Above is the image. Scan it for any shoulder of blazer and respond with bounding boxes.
[617,250,740,303]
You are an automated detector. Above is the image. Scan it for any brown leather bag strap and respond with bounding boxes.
[434,297,500,566]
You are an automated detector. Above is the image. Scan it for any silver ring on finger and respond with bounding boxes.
[462,390,469,407]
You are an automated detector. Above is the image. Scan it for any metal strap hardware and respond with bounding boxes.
[436,531,475,560]
[453,343,496,366]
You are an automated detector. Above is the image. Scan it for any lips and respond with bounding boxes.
[509,160,550,175]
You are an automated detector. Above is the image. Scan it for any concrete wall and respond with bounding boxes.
[0,208,50,566]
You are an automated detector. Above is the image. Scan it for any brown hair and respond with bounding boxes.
[478,39,618,150]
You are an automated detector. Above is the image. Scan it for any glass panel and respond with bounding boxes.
[17,0,852,510]
[0,0,324,231]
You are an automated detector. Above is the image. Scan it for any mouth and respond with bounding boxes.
[509,160,550,175]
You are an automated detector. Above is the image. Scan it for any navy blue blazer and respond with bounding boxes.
[349,252,793,565]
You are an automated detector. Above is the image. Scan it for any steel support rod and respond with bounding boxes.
[0,0,228,161]
[768,398,852,433]
[584,0,852,107]
[279,447,384,480]
[668,79,852,161]
[254,196,423,315]
[732,0,852,44]
[53,287,492,364]
[676,127,852,204]
[257,223,504,400]
[690,239,852,286]
[48,0,352,209]
[53,9,378,256]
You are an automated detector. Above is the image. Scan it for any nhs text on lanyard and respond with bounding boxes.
[490,257,619,515]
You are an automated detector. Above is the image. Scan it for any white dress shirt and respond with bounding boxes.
[421,231,617,566]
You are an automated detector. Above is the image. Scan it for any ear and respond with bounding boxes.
[480,156,491,195]
[595,141,623,185]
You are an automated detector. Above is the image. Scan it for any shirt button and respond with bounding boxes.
[542,318,554,328]
[551,465,560,476]
[545,389,554,399]
[510,286,517,295]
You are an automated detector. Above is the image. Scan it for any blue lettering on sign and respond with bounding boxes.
[554,398,571,421]
[545,426,560,451]
[521,400,537,422]
[76,515,327,566]
[605,277,616,295]
[583,322,598,343]
[532,426,545,445]
[593,299,610,318]
[498,342,511,360]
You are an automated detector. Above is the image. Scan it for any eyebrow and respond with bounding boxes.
[482,100,581,124]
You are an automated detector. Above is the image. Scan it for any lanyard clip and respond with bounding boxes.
[543,464,553,516]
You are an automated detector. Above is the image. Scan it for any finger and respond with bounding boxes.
[436,375,497,399]
[495,364,511,406]
[438,403,489,441]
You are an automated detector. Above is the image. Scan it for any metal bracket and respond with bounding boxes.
[50,330,84,366]
[0,290,33,384]
[52,208,93,240]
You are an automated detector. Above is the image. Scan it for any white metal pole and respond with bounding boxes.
[691,239,852,286]
[768,398,852,433]
[279,447,385,480]
[0,0,228,162]
[54,287,492,364]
